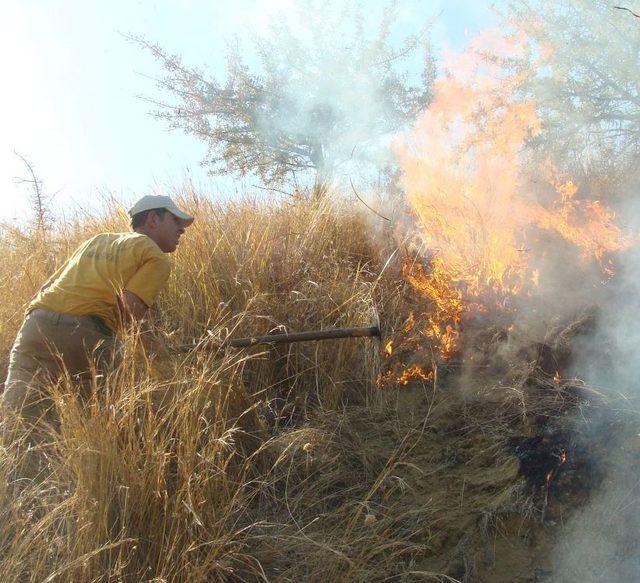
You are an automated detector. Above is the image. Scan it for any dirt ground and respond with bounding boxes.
[365,353,640,582]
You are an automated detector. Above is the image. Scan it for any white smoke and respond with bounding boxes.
[549,196,640,581]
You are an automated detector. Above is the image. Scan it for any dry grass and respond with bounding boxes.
[0,190,446,581]
[0,188,584,581]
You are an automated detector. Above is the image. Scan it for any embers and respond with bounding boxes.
[511,434,569,488]
[510,431,602,497]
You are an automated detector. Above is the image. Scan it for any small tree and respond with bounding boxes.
[136,1,435,189]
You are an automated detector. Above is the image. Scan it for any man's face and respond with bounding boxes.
[153,211,186,253]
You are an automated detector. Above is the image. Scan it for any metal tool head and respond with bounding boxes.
[371,307,382,339]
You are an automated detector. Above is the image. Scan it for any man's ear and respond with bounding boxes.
[147,210,161,228]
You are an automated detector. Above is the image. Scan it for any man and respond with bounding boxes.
[2,194,194,437]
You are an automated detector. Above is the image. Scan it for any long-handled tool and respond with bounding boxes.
[221,325,380,348]
[183,311,381,351]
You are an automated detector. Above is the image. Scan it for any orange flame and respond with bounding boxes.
[546,470,553,486]
[376,365,433,388]
[386,30,632,369]
[395,31,628,295]
[396,365,433,386]
[545,449,567,489]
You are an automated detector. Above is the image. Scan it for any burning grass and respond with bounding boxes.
[0,189,638,580]
[0,94,637,579]
[2,8,640,581]
[386,30,632,388]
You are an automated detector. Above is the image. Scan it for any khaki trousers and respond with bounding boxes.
[2,309,117,477]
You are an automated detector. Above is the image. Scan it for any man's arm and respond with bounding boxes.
[119,290,149,323]
[119,290,172,365]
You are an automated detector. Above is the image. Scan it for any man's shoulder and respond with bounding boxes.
[124,233,166,256]
[119,234,170,267]
[77,233,162,259]
[84,232,140,245]
[100,232,161,252]
[81,233,168,266]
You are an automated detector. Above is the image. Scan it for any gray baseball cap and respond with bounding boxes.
[128,195,194,226]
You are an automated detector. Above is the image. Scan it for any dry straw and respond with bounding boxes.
[0,189,442,581]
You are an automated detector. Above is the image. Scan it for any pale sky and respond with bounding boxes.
[0,0,501,223]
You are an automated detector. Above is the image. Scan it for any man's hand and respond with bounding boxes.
[118,290,173,376]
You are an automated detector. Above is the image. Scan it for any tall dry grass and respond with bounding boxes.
[0,191,439,581]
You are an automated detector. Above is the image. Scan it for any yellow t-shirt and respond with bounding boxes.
[29,233,171,331]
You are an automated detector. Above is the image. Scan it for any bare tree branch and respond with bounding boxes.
[14,151,50,232]
[349,178,390,221]
[614,5,640,18]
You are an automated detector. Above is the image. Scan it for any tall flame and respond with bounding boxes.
[382,30,631,385]
[395,31,628,297]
